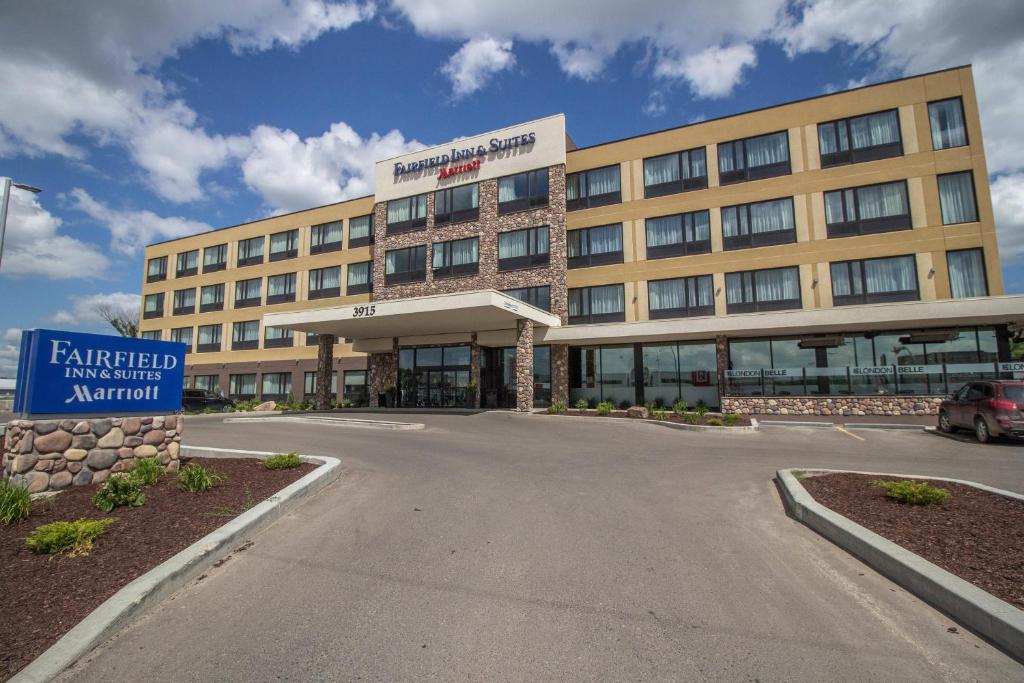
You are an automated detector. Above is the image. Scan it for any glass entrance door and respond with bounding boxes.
[399,346,471,407]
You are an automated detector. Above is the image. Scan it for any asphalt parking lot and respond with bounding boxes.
[60,412,1023,681]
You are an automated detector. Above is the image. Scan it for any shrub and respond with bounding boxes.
[652,409,670,421]
[177,463,226,492]
[873,479,949,505]
[263,452,303,470]
[684,414,699,425]
[546,400,567,415]
[723,413,740,426]
[619,399,632,410]
[574,399,589,412]
[93,473,146,512]
[0,477,31,525]
[131,458,164,486]
[596,401,614,416]
[233,398,259,412]
[695,403,708,417]
[26,518,115,556]
[705,418,723,427]
[672,400,688,416]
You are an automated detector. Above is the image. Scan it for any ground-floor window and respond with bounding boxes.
[344,370,369,406]
[480,346,551,408]
[398,345,471,408]
[193,375,221,395]
[302,371,337,399]
[261,372,292,401]
[229,373,256,400]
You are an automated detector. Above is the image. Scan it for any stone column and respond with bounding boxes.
[550,344,569,405]
[470,333,481,409]
[715,335,729,400]
[315,334,334,410]
[516,319,534,412]
[368,339,398,407]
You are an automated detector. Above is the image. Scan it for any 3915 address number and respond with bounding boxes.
[352,305,376,318]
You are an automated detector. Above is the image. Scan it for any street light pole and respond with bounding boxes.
[0,177,42,272]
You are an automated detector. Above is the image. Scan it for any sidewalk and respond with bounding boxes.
[756,413,935,427]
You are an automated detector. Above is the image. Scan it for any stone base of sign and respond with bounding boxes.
[1,415,183,493]
[721,395,943,417]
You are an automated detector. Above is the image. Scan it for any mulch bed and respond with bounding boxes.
[0,457,316,680]
[800,472,1024,610]
[557,410,752,427]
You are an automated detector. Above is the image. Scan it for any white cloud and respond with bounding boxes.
[68,189,211,255]
[654,43,757,98]
[642,90,668,117]
[442,37,516,98]
[47,292,143,329]
[241,122,424,214]
[991,173,1024,264]
[0,328,22,377]
[0,187,110,278]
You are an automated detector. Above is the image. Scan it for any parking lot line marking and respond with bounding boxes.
[834,425,866,441]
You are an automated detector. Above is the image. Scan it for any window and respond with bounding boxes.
[818,110,902,167]
[824,180,910,238]
[347,261,372,295]
[172,288,195,315]
[261,373,292,400]
[643,147,707,198]
[175,250,198,277]
[229,373,257,399]
[199,283,224,312]
[568,284,625,324]
[234,277,262,308]
[170,326,192,352]
[947,248,988,299]
[237,236,264,266]
[721,197,796,250]
[197,324,222,352]
[267,273,296,304]
[343,370,367,405]
[306,332,338,346]
[232,321,259,350]
[502,286,551,312]
[938,171,978,224]
[567,165,621,210]
[498,226,549,271]
[193,375,220,394]
[498,168,549,214]
[140,330,161,341]
[203,244,227,273]
[718,131,790,184]
[929,98,968,150]
[645,211,711,259]
[434,184,479,225]
[432,238,479,279]
[147,256,167,282]
[264,325,294,348]
[726,267,801,314]
[567,224,623,268]
[303,371,337,398]
[308,266,341,299]
[348,214,374,248]
[648,276,714,319]
[143,293,164,319]
[386,194,428,233]
[310,221,342,254]
[269,229,298,261]
[384,245,427,285]
[831,255,919,306]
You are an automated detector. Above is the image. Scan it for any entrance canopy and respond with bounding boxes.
[262,290,561,344]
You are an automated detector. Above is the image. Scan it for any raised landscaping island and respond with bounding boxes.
[546,400,753,428]
[0,456,316,680]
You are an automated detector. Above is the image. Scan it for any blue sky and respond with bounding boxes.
[2,0,1023,376]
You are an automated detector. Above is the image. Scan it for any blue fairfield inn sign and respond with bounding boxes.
[14,329,186,417]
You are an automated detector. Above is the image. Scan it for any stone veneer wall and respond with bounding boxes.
[721,396,943,416]
[515,319,534,411]
[368,346,398,407]
[2,415,183,493]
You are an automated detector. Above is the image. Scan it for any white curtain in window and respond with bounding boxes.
[268,275,293,296]
[198,326,219,344]
[818,125,839,155]
[204,246,224,265]
[644,154,679,186]
[385,251,400,274]
[754,268,799,302]
[646,215,683,247]
[568,291,584,317]
[721,207,745,237]
[687,276,713,308]
[566,175,581,201]
[649,279,684,310]
[270,232,293,253]
[725,273,746,304]
[587,166,620,196]
[178,289,195,307]
[312,267,340,289]
[314,222,342,245]
[452,238,478,266]
[172,328,192,345]
[498,176,519,202]
[830,264,852,296]
[591,285,624,315]
[824,191,848,224]
[387,198,411,223]
[200,286,222,305]
[687,149,707,178]
[266,326,292,340]
[745,132,788,168]
[850,111,900,149]
[749,199,794,234]
[499,230,528,258]
[347,262,369,286]
[864,256,915,294]
[929,100,967,149]
[948,249,987,298]
[686,211,710,242]
[857,182,908,220]
[939,172,977,224]
[349,216,371,239]
[589,225,622,254]
[718,142,742,172]
[536,227,549,254]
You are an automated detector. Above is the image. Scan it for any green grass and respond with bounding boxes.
[26,518,115,556]
[873,479,949,505]
[0,477,31,524]
[177,463,226,492]
[206,486,257,517]
[262,453,303,470]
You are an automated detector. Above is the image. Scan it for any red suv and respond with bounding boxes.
[938,380,1024,442]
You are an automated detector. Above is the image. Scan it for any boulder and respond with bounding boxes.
[34,430,72,454]
[167,441,179,459]
[85,449,118,470]
[12,454,38,474]
[67,462,83,474]
[121,417,142,435]
[124,436,144,448]
[142,429,166,445]
[256,401,276,412]
[49,471,72,490]
[25,472,49,493]
[164,415,178,431]
[97,427,125,449]
[71,433,97,450]
[64,448,88,462]
[152,416,165,429]
[33,420,59,435]
[59,419,78,432]
[92,418,112,437]
[72,468,93,485]
[33,460,52,472]
[72,421,91,434]
[111,460,135,473]
[16,431,34,454]
[626,406,649,419]
[133,445,158,458]
[92,470,110,485]
[118,447,134,459]
[166,460,180,474]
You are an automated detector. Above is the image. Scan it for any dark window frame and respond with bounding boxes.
[717,130,792,185]
[497,168,550,214]
[203,244,228,273]
[568,284,626,325]
[432,237,480,280]
[196,324,222,353]
[172,288,196,316]
[725,266,802,314]
[937,170,980,226]
[384,245,427,285]
[644,210,712,260]
[269,229,299,262]
[234,277,262,309]
[567,223,624,269]
[497,226,550,271]
[346,261,373,295]
[348,214,374,248]
[647,275,715,320]
[310,221,343,254]
[946,247,989,299]
[175,249,199,277]
[434,183,480,226]
[143,293,164,320]
[147,256,167,283]
[643,147,708,198]
[817,109,903,168]
[566,165,622,211]
[830,255,920,307]
[308,266,342,300]
[721,197,797,251]
[263,326,295,349]
[266,272,297,304]
[502,286,551,312]
[199,283,224,313]
[231,321,260,351]
[237,236,265,267]
[169,327,193,353]
[824,180,912,238]
[386,194,428,234]
[928,97,969,150]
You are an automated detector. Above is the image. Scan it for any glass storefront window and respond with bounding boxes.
[642,345,679,406]
[600,346,634,407]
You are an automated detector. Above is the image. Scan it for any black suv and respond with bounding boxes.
[182,388,233,412]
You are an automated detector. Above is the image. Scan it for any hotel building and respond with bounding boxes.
[139,65,1024,415]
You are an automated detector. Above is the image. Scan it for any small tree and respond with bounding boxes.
[96,303,139,338]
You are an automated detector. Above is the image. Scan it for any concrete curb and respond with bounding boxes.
[181,410,282,420]
[760,420,929,431]
[12,447,342,683]
[776,467,1024,662]
[223,415,424,430]
[527,412,759,433]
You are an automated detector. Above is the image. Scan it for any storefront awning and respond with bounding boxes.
[263,289,561,343]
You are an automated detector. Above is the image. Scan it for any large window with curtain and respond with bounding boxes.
[347,261,372,295]
[269,229,298,261]
[344,370,367,405]
[434,184,480,225]
[261,373,292,401]
[348,214,374,247]
[502,286,551,312]
[831,255,919,306]
[170,327,192,352]
[234,277,262,308]
[309,266,341,299]
[203,244,227,272]
[645,210,711,259]
[718,131,790,184]
[938,171,978,224]
[143,293,164,319]
[929,98,968,150]
[386,194,428,233]
[947,248,988,298]
[567,224,623,268]
[566,165,621,210]
[818,109,902,167]
[231,320,260,350]
[310,221,342,254]
[172,288,195,315]
[176,249,199,277]
[140,330,162,341]
[384,245,427,285]
[196,324,221,352]
[266,273,296,304]
[721,197,796,250]
[432,237,480,279]
[229,374,257,399]
[648,275,714,319]
[824,180,910,238]
[303,371,338,399]
[193,375,220,394]
[568,284,625,324]
[237,236,264,267]
[199,283,224,312]
[643,147,708,198]
[726,266,801,314]
[147,256,167,282]
[498,168,549,214]
[498,226,549,271]
[264,325,294,349]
